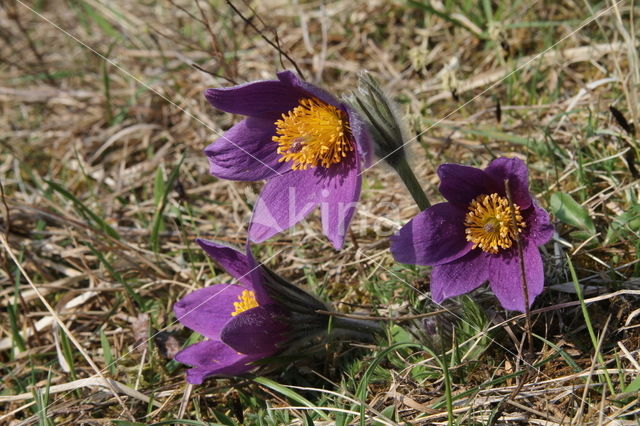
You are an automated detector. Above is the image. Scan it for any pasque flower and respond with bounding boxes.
[174,239,381,384]
[390,157,554,312]
[173,239,291,384]
[204,71,372,249]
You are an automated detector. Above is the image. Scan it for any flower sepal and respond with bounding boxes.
[260,265,383,347]
[347,72,431,210]
[347,72,407,167]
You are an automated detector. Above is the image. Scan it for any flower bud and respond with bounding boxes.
[346,72,408,167]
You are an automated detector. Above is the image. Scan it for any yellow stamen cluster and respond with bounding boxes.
[231,290,259,317]
[464,193,525,254]
[273,98,352,170]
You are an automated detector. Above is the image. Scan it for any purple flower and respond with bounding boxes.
[173,239,290,384]
[204,71,372,249]
[390,157,554,312]
[173,240,383,384]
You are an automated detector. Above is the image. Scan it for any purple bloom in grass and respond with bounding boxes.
[390,157,554,312]
[204,71,372,249]
[173,240,287,384]
[174,239,333,384]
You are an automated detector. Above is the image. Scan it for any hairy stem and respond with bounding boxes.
[394,156,431,211]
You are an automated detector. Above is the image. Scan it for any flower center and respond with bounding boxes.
[273,98,352,170]
[464,193,525,254]
[231,290,259,317]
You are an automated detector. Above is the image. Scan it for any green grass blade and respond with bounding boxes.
[567,255,615,394]
[406,0,487,39]
[87,243,145,310]
[46,179,120,239]
[357,342,422,425]
[550,192,596,234]
[78,0,122,39]
[100,328,117,376]
[145,421,227,426]
[150,155,184,253]
[533,333,581,373]
[253,377,330,421]
[622,375,640,394]
[59,330,78,381]
[8,304,26,353]
[33,370,53,426]
[153,167,165,205]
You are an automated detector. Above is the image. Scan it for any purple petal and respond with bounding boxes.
[248,167,322,243]
[488,241,544,312]
[175,340,261,384]
[243,241,271,305]
[484,157,532,209]
[438,163,490,205]
[430,250,490,303]
[204,117,291,181]
[204,80,304,119]
[391,203,472,266]
[525,202,554,247]
[277,70,340,108]
[174,284,243,339]
[221,304,289,355]
[320,153,361,249]
[345,105,373,167]
[197,239,253,286]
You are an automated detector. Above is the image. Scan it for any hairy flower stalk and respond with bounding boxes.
[173,240,382,384]
[348,72,430,211]
[394,156,431,211]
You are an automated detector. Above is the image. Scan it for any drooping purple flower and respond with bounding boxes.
[174,239,383,384]
[390,157,554,312]
[173,239,290,384]
[204,71,372,249]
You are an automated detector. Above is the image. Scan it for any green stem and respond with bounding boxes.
[394,156,431,211]
[440,347,454,425]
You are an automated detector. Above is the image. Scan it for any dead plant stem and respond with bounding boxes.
[504,179,534,356]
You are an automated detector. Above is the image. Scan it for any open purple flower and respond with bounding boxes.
[173,239,291,384]
[204,71,372,249]
[174,239,383,384]
[390,157,554,312]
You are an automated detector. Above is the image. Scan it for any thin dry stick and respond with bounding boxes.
[177,383,193,419]
[193,0,235,80]
[0,182,44,347]
[314,308,449,322]
[0,179,10,236]
[224,0,305,78]
[0,234,136,421]
[0,376,159,405]
[167,0,232,79]
[487,373,530,426]
[489,178,536,425]
[504,179,534,356]
[191,63,236,84]
[5,1,56,85]
[574,315,612,424]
